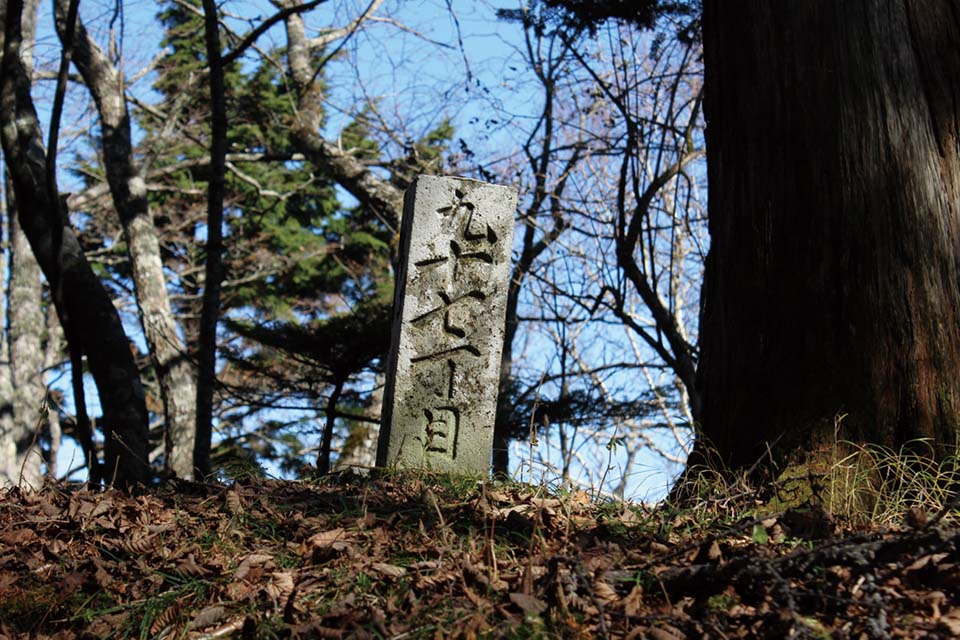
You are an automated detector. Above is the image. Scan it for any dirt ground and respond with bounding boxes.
[1,474,958,639]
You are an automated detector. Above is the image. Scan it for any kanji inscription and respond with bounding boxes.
[376,176,517,473]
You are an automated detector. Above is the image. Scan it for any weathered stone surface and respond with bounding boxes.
[376,175,517,473]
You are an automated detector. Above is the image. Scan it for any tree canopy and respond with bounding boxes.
[0,0,710,499]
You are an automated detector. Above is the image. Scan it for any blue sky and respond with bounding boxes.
[34,0,701,501]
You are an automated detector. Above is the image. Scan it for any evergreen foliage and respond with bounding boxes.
[94,0,452,473]
[500,1,695,30]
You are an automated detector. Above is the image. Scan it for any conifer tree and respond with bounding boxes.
[121,0,448,474]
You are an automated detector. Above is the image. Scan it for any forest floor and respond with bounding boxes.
[1,472,959,639]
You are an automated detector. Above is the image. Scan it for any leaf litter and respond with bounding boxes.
[0,474,958,638]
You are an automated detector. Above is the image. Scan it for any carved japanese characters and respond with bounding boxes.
[376,176,517,473]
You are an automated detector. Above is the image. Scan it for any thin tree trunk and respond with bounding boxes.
[193,0,228,479]
[43,302,64,479]
[493,263,524,475]
[0,0,57,488]
[0,170,16,486]
[52,0,197,479]
[318,378,344,474]
[694,0,960,473]
[0,173,26,487]
[6,0,42,488]
[493,169,571,475]
[7,173,44,486]
[335,372,384,471]
[279,1,404,228]
[493,221,560,475]
[0,0,149,487]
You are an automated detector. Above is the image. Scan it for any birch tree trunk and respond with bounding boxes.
[0,0,45,488]
[52,0,197,479]
[7,178,44,486]
[0,0,149,487]
[0,175,17,486]
[43,302,64,478]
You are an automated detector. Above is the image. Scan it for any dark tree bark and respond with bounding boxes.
[694,1,960,472]
[193,0,229,479]
[318,377,345,474]
[52,0,198,479]
[0,0,150,487]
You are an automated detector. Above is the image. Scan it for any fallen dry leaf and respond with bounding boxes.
[300,528,352,555]
[0,528,37,546]
[1,476,957,639]
[175,553,208,577]
[235,552,276,580]
[224,488,243,515]
[646,625,686,640]
[509,592,547,615]
[692,539,722,564]
[370,562,407,578]
[264,570,296,602]
[593,579,619,604]
[621,584,644,616]
[189,604,227,630]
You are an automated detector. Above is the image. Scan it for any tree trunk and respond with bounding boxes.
[52,0,197,479]
[493,235,549,475]
[694,1,960,473]
[492,277,522,476]
[0,0,150,487]
[7,176,44,486]
[335,372,385,471]
[317,377,344,474]
[193,0,228,479]
[43,302,64,479]
[0,0,58,488]
[0,174,38,487]
[279,1,404,228]
[6,0,42,488]
[0,173,17,487]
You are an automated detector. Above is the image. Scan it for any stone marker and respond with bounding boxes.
[376,175,517,473]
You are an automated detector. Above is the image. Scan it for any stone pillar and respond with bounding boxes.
[376,175,517,474]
